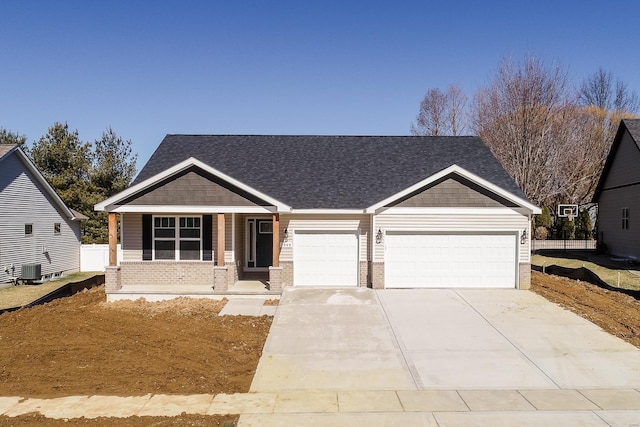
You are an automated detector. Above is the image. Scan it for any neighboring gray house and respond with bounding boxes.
[593,119,640,260]
[96,135,540,300]
[0,145,86,283]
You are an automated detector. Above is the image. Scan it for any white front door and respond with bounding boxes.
[385,232,517,288]
[294,231,359,286]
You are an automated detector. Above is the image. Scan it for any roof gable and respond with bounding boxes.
[131,135,532,211]
[96,157,290,213]
[0,146,82,221]
[389,176,518,209]
[593,119,640,201]
[119,167,269,207]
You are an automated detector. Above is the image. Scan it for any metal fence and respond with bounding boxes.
[531,239,596,251]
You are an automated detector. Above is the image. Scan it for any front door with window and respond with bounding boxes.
[246,218,273,270]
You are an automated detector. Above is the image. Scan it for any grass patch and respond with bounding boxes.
[532,254,640,291]
[0,272,100,310]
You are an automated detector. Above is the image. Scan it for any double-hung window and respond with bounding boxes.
[153,216,201,260]
[622,208,630,230]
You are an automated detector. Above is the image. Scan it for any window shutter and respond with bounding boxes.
[142,214,152,261]
[203,214,213,261]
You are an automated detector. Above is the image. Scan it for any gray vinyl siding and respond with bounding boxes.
[374,211,529,263]
[0,153,80,283]
[121,170,264,207]
[392,177,517,208]
[597,188,640,259]
[279,214,370,262]
[596,128,640,259]
[601,131,640,189]
[121,213,142,260]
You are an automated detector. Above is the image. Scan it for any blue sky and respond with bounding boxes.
[1,0,639,170]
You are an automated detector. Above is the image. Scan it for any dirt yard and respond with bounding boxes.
[1,273,639,426]
[0,286,272,426]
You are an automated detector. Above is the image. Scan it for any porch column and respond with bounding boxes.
[217,213,225,266]
[272,213,280,267]
[108,212,117,266]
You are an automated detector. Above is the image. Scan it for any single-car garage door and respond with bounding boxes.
[294,231,359,286]
[385,232,517,288]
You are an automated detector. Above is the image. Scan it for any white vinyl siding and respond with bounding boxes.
[0,152,81,283]
[279,214,370,262]
[374,210,529,263]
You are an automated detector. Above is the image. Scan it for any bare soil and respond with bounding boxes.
[0,286,272,426]
[531,270,640,348]
[1,272,639,426]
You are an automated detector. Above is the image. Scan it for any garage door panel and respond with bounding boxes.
[294,232,358,286]
[385,233,516,288]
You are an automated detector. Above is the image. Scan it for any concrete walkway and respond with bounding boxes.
[2,389,640,426]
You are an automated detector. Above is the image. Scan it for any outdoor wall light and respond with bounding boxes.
[376,228,383,244]
[520,228,528,244]
[284,229,288,239]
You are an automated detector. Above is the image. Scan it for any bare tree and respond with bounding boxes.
[447,85,468,136]
[411,88,448,136]
[411,85,469,136]
[472,56,572,205]
[579,67,639,112]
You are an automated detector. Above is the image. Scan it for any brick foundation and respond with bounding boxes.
[519,262,531,290]
[105,266,121,292]
[225,261,238,289]
[120,261,215,287]
[280,261,293,287]
[269,266,283,293]
[371,262,384,289]
[213,266,229,291]
[359,261,369,287]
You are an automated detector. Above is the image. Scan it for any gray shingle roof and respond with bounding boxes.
[624,119,640,147]
[0,144,16,159]
[134,135,528,209]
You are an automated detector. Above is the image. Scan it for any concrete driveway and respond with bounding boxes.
[251,287,640,391]
[245,287,640,426]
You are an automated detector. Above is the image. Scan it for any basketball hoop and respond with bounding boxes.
[557,204,578,220]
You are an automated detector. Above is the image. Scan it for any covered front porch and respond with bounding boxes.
[104,211,285,300]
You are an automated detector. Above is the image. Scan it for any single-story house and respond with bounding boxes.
[95,135,540,298]
[0,145,86,284]
[593,119,640,260]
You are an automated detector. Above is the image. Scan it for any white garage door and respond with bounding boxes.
[294,231,359,286]
[385,233,517,288]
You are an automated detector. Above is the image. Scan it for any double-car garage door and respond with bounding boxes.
[385,232,517,288]
[292,230,518,288]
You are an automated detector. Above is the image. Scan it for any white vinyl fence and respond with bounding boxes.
[80,244,122,272]
[532,240,596,251]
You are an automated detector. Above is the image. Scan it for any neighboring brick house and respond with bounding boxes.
[0,145,86,283]
[95,135,540,299]
[593,119,640,260]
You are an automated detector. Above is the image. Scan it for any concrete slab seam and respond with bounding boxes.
[455,390,472,412]
[576,390,605,411]
[374,290,423,390]
[454,290,561,389]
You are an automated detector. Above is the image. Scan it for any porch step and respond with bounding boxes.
[219,299,277,316]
